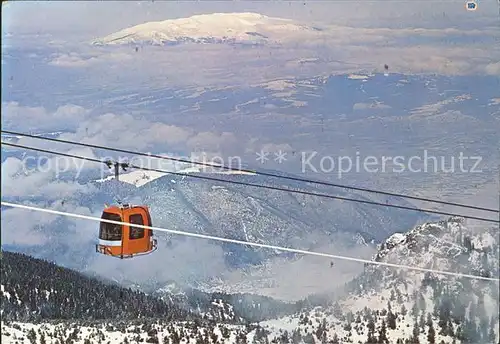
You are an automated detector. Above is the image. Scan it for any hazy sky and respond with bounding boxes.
[3,0,499,38]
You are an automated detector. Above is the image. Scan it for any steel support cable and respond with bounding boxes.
[2,129,497,214]
[2,141,499,224]
[1,201,498,283]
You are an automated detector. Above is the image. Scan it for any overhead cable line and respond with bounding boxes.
[0,201,498,283]
[2,141,499,224]
[2,129,497,214]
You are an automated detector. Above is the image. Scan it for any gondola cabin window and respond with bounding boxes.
[129,214,145,239]
[99,212,122,241]
[146,211,153,236]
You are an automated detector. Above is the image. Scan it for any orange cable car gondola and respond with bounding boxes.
[96,162,157,259]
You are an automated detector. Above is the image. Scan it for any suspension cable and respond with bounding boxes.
[1,201,498,282]
[2,129,497,214]
[2,141,499,224]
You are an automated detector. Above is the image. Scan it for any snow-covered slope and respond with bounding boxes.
[1,320,253,344]
[95,170,167,187]
[92,12,322,46]
[95,167,256,188]
[260,217,500,343]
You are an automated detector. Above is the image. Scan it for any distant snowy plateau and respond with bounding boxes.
[91,13,323,46]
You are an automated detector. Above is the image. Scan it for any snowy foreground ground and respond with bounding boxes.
[3,303,493,344]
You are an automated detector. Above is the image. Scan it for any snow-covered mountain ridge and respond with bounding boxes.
[260,216,499,343]
[95,167,256,188]
[92,12,322,46]
[369,216,498,284]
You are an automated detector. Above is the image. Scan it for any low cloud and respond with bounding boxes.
[1,156,96,199]
[2,102,90,132]
[1,206,57,246]
[485,62,500,76]
[202,232,377,301]
[66,113,242,156]
[1,200,96,247]
[7,104,244,160]
[67,113,194,152]
[85,237,228,287]
[48,51,133,68]
[48,52,99,68]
